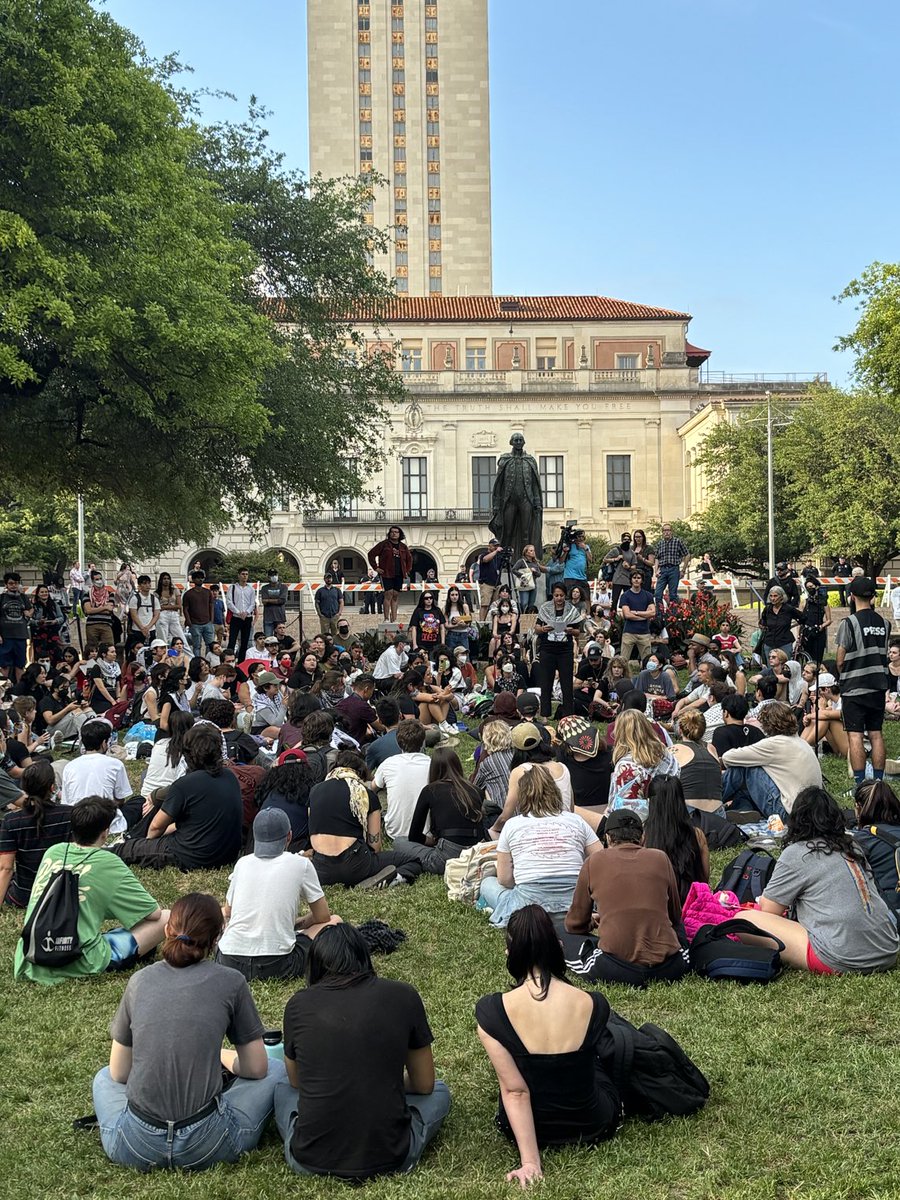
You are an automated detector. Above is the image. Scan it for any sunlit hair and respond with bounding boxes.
[162,893,223,968]
[604,656,631,681]
[677,710,706,742]
[613,709,665,767]
[758,701,798,738]
[516,764,563,818]
[481,719,513,754]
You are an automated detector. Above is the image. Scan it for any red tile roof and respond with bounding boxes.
[685,340,712,365]
[347,295,692,323]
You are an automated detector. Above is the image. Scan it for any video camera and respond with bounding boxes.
[555,519,584,556]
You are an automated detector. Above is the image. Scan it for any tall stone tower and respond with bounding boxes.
[308,0,493,296]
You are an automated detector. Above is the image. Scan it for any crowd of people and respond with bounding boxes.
[2,538,900,1185]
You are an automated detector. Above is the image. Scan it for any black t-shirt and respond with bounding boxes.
[308,778,381,840]
[283,976,433,1179]
[559,748,613,809]
[5,739,30,769]
[287,667,319,691]
[475,992,619,1147]
[408,781,483,845]
[575,661,605,690]
[223,729,262,765]
[0,803,72,907]
[161,769,242,869]
[760,603,802,645]
[712,723,765,756]
[409,607,445,645]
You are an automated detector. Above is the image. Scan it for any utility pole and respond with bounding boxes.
[766,391,775,579]
[77,494,85,570]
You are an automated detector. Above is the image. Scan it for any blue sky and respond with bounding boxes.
[103,0,899,382]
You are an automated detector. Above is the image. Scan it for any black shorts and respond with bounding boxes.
[215,933,311,982]
[841,691,887,734]
[384,576,403,593]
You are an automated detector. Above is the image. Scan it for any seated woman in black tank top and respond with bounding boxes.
[671,710,723,814]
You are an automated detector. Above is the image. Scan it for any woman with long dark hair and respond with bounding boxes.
[287,650,324,692]
[737,786,899,973]
[158,665,190,733]
[642,776,709,904]
[277,689,322,752]
[534,583,584,718]
[392,746,484,873]
[475,905,619,1188]
[92,892,284,1171]
[275,923,450,1179]
[30,583,65,666]
[0,758,72,907]
[153,572,187,647]
[443,584,473,652]
[408,590,446,654]
[631,529,655,591]
[256,752,317,848]
[140,710,195,802]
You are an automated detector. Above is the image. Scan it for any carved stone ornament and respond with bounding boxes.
[471,429,497,448]
[404,397,424,432]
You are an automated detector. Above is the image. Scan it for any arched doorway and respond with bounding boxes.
[463,545,488,575]
[185,548,225,583]
[326,548,369,607]
[269,547,302,578]
[410,547,439,583]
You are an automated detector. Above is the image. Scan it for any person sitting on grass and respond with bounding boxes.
[92,892,284,1171]
[0,758,72,908]
[113,723,243,870]
[642,776,709,904]
[670,711,724,816]
[216,808,339,982]
[799,673,848,756]
[562,808,689,987]
[275,923,451,1180]
[474,718,516,831]
[851,780,900,924]
[308,750,424,890]
[373,719,432,839]
[607,710,680,822]
[475,905,620,1190]
[488,722,575,838]
[736,787,899,974]
[721,700,822,819]
[14,795,169,985]
[478,764,600,928]
[393,746,485,874]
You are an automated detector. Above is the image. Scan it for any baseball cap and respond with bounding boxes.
[150,639,167,649]
[488,537,500,545]
[264,636,279,645]
[557,714,601,759]
[276,747,308,767]
[604,809,643,835]
[809,673,837,691]
[252,808,291,858]
[256,670,279,686]
[776,561,788,571]
[849,575,876,599]
[453,645,469,658]
[516,691,540,715]
[491,692,517,717]
[585,641,603,658]
[511,722,542,751]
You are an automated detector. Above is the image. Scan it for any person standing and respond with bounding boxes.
[183,571,217,659]
[127,575,159,645]
[69,561,86,615]
[800,574,831,665]
[832,554,853,606]
[602,534,637,613]
[512,544,545,613]
[560,530,592,594]
[368,526,412,625]
[763,562,801,608]
[361,567,383,616]
[259,567,288,638]
[534,584,584,718]
[154,572,187,647]
[618,570,656,665]
[314,573,344,638]
[631,529,656,591]
[653,523,689,609]
[476,538,504,620]
[226,567,256,662]
[836,576,891,785]
[758,586,802,660]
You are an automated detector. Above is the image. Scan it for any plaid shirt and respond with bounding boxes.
[655,537,688,569]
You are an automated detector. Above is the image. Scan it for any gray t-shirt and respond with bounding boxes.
[764,841,900,972]
[110,959,264,1122]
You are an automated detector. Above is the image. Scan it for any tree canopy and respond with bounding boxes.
[0,0,401,566]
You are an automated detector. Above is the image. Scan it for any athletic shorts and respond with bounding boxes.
[0,638,27,670]
[806,941,838,976]
[841,691,886,734]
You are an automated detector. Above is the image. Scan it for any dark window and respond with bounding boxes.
[607,455,632,508]
[471,456,496,517]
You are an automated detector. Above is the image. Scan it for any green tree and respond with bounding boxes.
[785,385,900,572]
[836,262,900,396]
[683,406,809,576]
[0,493,120,577]
[0,1,401,558]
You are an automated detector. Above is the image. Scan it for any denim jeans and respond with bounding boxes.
[518,588,536,612]
[92,1060,285,1172]
[655,565,681,606]
[721,766,787,819]
[274,1079,451,1177]
[189,621,216,658]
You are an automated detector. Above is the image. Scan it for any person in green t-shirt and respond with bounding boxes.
[14,796,168,986]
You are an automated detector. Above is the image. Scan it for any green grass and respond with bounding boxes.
[3,728,900,1199]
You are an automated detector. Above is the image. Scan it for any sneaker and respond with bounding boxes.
[357,866,398,891]
[388,876,411,888]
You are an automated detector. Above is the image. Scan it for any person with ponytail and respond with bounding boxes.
[475,905,620,1188]
[93,892,284,1171]
[0,758,72,907]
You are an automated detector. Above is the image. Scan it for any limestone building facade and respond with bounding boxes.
[308,0,492,296]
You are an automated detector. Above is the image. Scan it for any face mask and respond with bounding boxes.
[270,574,279,582]
[459,655,467,664]
[94,577,105,586]
[39,660,51,671]
[502,663,514,675]
[647,660,659,671]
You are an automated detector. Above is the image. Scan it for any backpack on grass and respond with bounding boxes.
[715,848,776,904]
[690,917,784,984]
[852,825,900,925]
[596,1012,710,1121]
[444,841,497,904]
[20,846,85,967]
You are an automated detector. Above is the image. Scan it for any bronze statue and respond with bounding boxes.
[489,433,544,560]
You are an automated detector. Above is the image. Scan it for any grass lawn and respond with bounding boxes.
[3,725,900,1199]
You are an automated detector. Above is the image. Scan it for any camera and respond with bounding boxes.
[555,520,584,556]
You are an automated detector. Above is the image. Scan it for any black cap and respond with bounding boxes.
[849,575,876,599]
[516,692,539,714]
[604,809,643,834]
[776,561,788,571]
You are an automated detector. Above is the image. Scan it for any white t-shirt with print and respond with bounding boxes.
[497,811,598,885]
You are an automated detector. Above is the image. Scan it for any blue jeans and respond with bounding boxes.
[92,1060,286,1172]
[518,588,536,612]
[655,565,681,606]
[189,621,215,658]
[722,766,787,819]
[274,1079,451,1177]
[446,628,470,652]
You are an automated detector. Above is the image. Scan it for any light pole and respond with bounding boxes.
[77,494,85,572]
[766,391,775,580]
